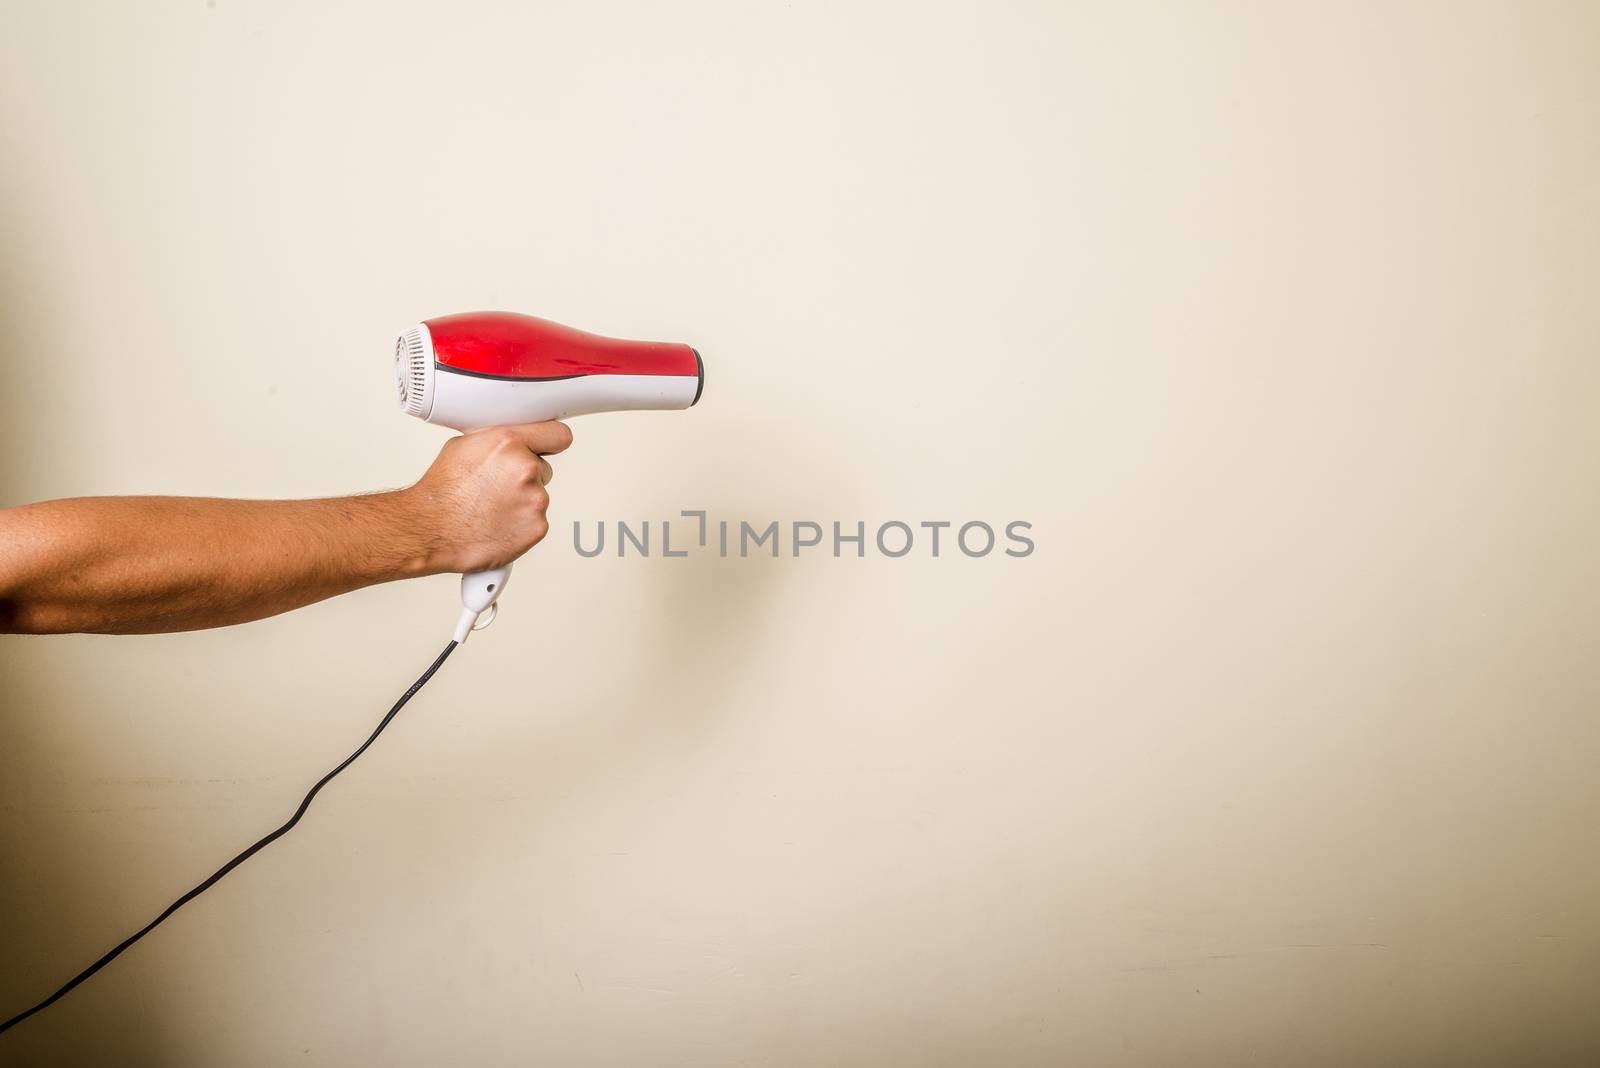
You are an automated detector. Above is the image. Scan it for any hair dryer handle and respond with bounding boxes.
[454,564,512,644]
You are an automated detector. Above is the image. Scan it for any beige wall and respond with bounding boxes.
[2,1,1597,1064]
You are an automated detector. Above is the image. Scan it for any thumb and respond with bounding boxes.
[487,421,574,456]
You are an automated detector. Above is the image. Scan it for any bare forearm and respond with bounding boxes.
[0,493,438,634]
[0,423,566,636]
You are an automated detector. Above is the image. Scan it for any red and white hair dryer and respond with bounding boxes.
[394,311,703,642]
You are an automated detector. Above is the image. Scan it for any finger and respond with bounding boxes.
[537,457,554,485]
[500,420,574,456]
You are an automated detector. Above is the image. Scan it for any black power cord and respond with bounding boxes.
[0,639,459,1036]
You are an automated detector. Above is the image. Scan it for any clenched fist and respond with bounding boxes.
[401,421,573,574]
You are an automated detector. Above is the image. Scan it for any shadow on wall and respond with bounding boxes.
[0,213,183,1061]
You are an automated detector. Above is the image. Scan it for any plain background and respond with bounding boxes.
[1,1,1597,1064]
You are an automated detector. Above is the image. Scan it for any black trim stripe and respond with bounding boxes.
[435,363,588,383]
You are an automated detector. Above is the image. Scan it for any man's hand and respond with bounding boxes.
[403,422,572,574]
[0,421,573,634]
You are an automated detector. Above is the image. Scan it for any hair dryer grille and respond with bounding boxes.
[395,326,431,418]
